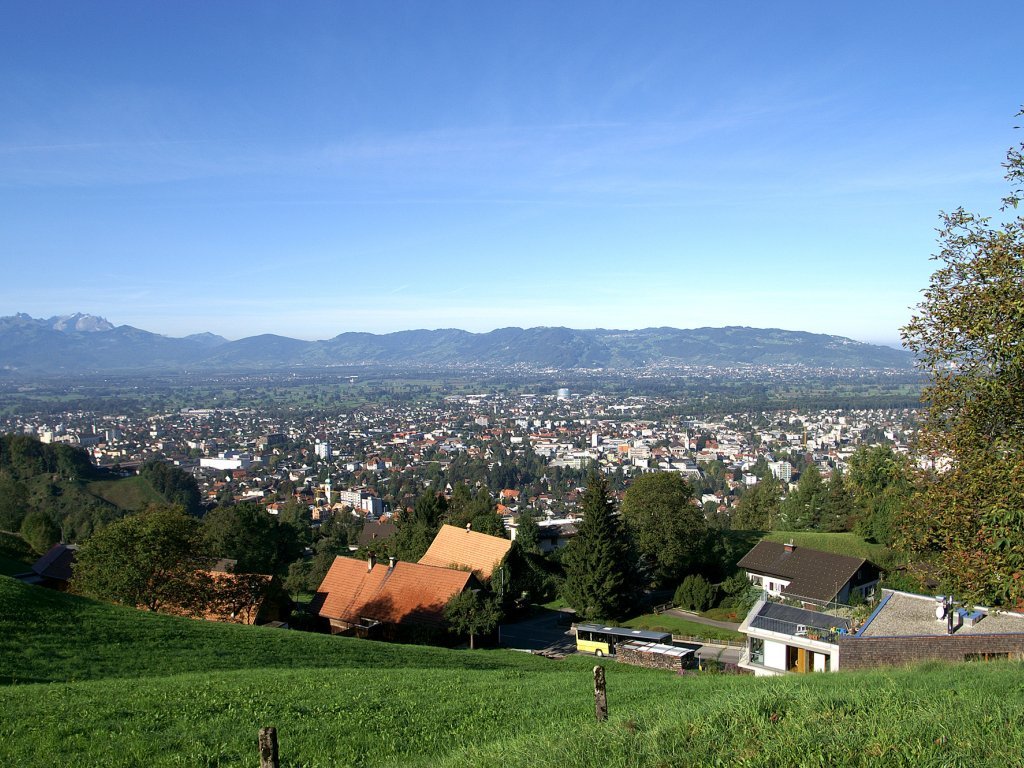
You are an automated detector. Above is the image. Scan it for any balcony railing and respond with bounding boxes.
[748,614,841,644]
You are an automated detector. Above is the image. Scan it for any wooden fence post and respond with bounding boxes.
[258,727,279,768]
[593,665,608,722]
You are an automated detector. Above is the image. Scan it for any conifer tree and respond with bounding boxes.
[731,476,780,530]
[560,469,635,620]
[778,464,825,530]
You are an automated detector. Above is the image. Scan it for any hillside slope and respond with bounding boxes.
[1,577,1021,767]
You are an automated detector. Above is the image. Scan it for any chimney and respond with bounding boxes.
[367,554,376,572]
[784,540,795,554]
[388,556,396,569]
[466,522,472,532]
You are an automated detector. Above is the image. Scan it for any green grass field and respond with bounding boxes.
[2,575,1023,766]
[86,475,165,511]
[622,613,744,643]
[0,532,33,576]
[762,530,892,564]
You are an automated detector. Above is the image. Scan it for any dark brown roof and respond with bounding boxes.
[737,541,872,603]
[355,519,398,548]
[31,543,78,582]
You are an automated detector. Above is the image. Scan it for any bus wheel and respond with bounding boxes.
[595,650,604,657]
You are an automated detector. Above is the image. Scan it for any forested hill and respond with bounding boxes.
[0,313,912,373]
[0,435,201,551]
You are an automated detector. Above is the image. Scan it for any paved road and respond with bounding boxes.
[498,608,577,655]
[499,607,744,667]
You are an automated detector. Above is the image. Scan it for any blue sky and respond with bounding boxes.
[1,2,1020,347]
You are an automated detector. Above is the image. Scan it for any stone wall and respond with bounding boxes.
[838,634,1024,671]
[616,645,696,672]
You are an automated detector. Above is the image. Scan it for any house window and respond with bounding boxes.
[749,637,764,665]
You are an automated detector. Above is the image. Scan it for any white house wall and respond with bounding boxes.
[764,639,788,672]
[747,572,791,597]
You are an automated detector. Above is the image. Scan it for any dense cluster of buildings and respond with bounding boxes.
[2,392,916,530]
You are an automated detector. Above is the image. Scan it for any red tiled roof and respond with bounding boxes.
[417,524,513,579]
[311,556,473,627]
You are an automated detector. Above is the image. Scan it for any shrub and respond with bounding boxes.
[674,574,716,612]
[20,510,60,555]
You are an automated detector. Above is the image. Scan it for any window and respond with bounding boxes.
[750,637,764,664]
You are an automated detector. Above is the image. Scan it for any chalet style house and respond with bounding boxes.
[14,543,78,591]
[737,540,880,604]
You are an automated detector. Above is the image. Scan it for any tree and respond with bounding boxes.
[778,465,825,530]
[0,472,29,532]
[620,472,705,587]
[20,509,60,554]
[847,446,912,545]
[139,460,202,515]
[560,470,636,620]
[900,121,1024,605]
[277,499,313,548]
[731,476,780,530]
[72,505,213,613]
[514,509,542,555]
[446,484,505,537]
[820,468,856,533]
[391,491,448,562]
[202,502,301,575]
[444,589,502,649]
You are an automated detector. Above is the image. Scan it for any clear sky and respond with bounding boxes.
[1,2,1020,347]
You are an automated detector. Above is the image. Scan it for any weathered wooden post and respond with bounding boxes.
[593,665,608,722]
[258,727,280,768]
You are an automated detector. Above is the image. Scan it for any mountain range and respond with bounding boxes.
[0,313,913,373]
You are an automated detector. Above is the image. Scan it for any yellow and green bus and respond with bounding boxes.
[574,623,673,656]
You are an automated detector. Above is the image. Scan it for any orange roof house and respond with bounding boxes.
[311,555,474,637]
[417,524,514,580]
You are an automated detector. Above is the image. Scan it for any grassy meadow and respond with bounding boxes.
[86,475,166,512]
[2,575,1023,766]
[0,532,34,576]
[762,530,892,564]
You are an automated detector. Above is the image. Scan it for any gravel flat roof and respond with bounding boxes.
[858,591,1024,638]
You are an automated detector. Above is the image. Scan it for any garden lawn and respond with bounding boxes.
[622,613,744,642]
